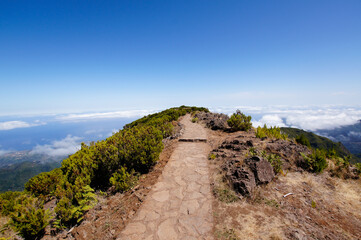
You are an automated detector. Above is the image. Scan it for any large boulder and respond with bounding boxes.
[227,165,256,196]
[195,112,229,130]
[246,156,275,184]
[225,156,275,197]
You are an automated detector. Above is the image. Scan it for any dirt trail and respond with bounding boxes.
[118,115,214,240]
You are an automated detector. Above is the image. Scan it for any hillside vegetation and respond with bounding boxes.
[280,127,359,163]
[0,106,208,239]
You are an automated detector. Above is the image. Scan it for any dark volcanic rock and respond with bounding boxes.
[227,166,256,196]
[246,156,275,184]
[195,112,229,130]
[225,156,274,197]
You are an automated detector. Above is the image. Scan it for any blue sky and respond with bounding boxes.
[1,0,361,115]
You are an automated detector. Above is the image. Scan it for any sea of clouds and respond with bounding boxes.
[0,105,360,157]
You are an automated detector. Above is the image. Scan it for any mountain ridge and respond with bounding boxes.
[0,106,360,240]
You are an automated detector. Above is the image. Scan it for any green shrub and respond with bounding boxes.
[295,134,311,148]
[192,117,198,123]
[256,124,287,140]
[54,184,97,227]
[109,167,134,192]
[209,153,216,160]
[0,191,23,216]
[9,195,50,240]
[300,149,328,173]
[227,110,252,131]
[25,168,63,200]
[9,106,209,231]
[249,147,257,156]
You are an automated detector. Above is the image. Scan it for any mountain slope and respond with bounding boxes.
[317,120,361,160]
[281,127,356,161]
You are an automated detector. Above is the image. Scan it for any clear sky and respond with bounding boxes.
[1,0,360,115]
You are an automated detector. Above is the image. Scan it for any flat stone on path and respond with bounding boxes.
[119,114,214,239]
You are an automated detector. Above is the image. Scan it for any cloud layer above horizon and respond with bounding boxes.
[0,120,45,131]
[30,135,82,157]
[213,106,361,131]
[1,105,361,157]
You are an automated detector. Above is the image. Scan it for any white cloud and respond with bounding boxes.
[31,135,82,157]
[0,120,45,130]
[284,111,359,131]
[57,110,156,121]
[348,131,361,137]
[252,115,287,128]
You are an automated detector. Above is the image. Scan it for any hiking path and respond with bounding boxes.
[118,114,214,240]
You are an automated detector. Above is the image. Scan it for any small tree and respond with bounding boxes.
[227,110,252,131]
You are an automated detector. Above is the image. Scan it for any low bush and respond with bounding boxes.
[191,117,198,123]
[256,124,287,140]
[209,153,216,160]
[109,167,136,192]
[300,149,328,173]
[295,134,311,148]
[9,195,50,240]
[25,168,63,200]
[0,191,23,216]
[227,110,252,131]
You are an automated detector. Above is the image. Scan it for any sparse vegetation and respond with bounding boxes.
[261,151,283,174]
[355,163,361,175]
[311,200,317,208]
[248,149,283,174]
[192,117,199,123]
[256,124,287,140]
[264,198,279,208]
[227,110,252,132]
[215,228,239,240]
[213,185,239,203]
[209,153,216,160]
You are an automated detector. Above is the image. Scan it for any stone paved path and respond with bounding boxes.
[118,114,213,240]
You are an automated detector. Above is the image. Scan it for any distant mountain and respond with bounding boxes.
[316,120,361,161]
[0,151,64,192]
[0,150,63,168]
[0,160,61,192]
[280,127,357,162]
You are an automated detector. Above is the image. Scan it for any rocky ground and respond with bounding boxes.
[200,113,361,240]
